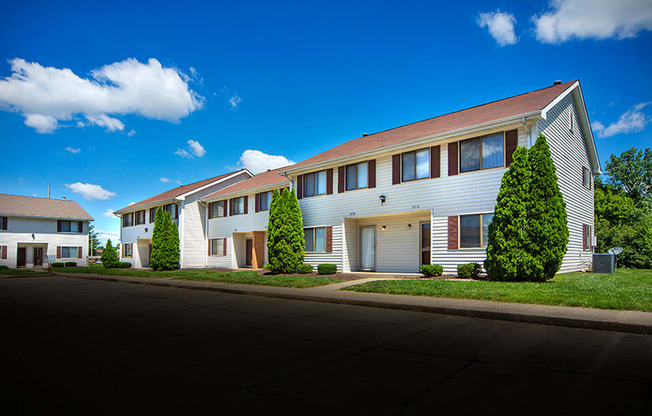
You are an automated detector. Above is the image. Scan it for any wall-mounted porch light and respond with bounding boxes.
[379,194,386,205]
[381,225,387,231]
[407,224,412,229]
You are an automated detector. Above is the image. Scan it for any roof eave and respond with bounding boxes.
[0,213,94,221]
[202,181,290,202]
[281,111,542,175]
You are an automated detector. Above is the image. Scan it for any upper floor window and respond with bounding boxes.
[149,207,157,223]
[304,171,327,197]
[583,224,592,251]
[209,201,226,218]
[304,227,326,252]
[163,204,178,220]
[460,133,504,173]
[0,217,7,231]
[346,162,368,190]
[402,149,429,182]
[582,167,591,190]
[258,191,272,211]
[122,213,133,228]
[459,213,493,248]
[231,197,246,215]
[134,210,145,225]
[59,220,83,233]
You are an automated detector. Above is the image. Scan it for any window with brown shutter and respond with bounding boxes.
[78,247,82,259]
[208,238,227,256]
[448,216,458,250]
[582,167,592,190]
[448,142,458,176]
[0,216,8,231]
[150,207,158,223]
[57,246,62,259]
[57,220,62,232]
[297,175,303,199]
[1,246,7,260]
[505,129,518,167]
[368,160,376,188]
[79,221,84,233]
[338,166,345,193]
[255,193,260,213]
[430,146,440,179]
[392,154,401,184]
[326,169,333,194]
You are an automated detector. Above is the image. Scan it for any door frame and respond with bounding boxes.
[17,247,26,267]
[245,238,253,267]
[358,225,376,272]
[33,247,44,267]
[420,221,431,266]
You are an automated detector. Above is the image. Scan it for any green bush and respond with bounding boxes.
[317,264,337,275]
[262,263,272,270]
[421,264,444,277]
[115,262,132,269]
[64,262,77,267]
[458,263,481,279]
[296,264,313,274]
[101,239,118,268]
[52,262,64,268]
[0,265,8,270]
[267,189,305,274]
[150,207,180,271]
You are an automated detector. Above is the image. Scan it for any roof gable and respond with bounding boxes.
[0,194,93,220]
[203,168,290,200]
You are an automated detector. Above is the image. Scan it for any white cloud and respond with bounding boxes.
[533,0,652,44]
[102,208,115,217]
[0,58,203,133]
[592,102,651,138]
[65,182,117,201]
[229,94,242,108]
[129,201,136,205]
[175,139,206,158]
[239,149,295,174]
[477,10,518,46]
[127,129,136,137]
[65,146,81,154]
[160,177,170,183]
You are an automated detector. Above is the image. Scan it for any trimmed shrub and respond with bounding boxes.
[317,264,337,275]
[296,264,313,274]
[262,263,272,270]
[421,264,444,277]
[101,239,118,268]
[64,262,77,267]
[458,263,481,279]
[52,262,64,268]
[0,265,9,270]
[151,207,180,271]
[115,262,132,268]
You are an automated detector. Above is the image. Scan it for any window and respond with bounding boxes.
[402,149,429,182]
[123,243,132,258]
[258,191,272,211]
[209,238,226,256]
[346,162,368,190]
[304,170,327,197]
[304,227,326,252]
[163,204,178,219]
[582,167,591,189]
[209,201,226,218]
[569,111,574,133]
[59,220,83,233]
[231,197,245,215]
[61,246,79,258]
[134,210,145,225]
[459,214,494,248]
[0,217,7,231]
[122,213,133,228]
[583,224,592,251]
[460,133,504,173]
[149,207,158,223]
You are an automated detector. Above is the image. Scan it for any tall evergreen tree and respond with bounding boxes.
[485,147,535,281]
[101,239,118,268]
[266,188,305,273]
[526,134,568,280]
[151,207,180,270]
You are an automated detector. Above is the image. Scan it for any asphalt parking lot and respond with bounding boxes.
[1,275,650,415]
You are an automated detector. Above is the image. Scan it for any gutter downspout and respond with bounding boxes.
[281,171,294,191]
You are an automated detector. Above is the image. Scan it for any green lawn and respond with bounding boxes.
[53,265,342,288]
[0,268,49,276]
[343,269,652,312]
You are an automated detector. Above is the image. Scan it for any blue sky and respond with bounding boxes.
[1,0,651,244]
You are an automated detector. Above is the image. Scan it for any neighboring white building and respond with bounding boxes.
[202,169,290,269]
[114,169,252,268]
[0,194,93,269]
[278,80,599,274]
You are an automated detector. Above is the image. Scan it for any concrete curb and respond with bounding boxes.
[57,272,652,335]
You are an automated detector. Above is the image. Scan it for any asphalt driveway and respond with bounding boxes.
[1,276,650,415]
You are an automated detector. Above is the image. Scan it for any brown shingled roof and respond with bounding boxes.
[204,168,290,200]
[0,194,93,220]
[287,80,577,170]
[116,169,251,212]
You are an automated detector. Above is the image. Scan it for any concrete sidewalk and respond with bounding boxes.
[56,272,652,335]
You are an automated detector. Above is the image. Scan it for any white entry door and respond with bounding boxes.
[360,226,375,271]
